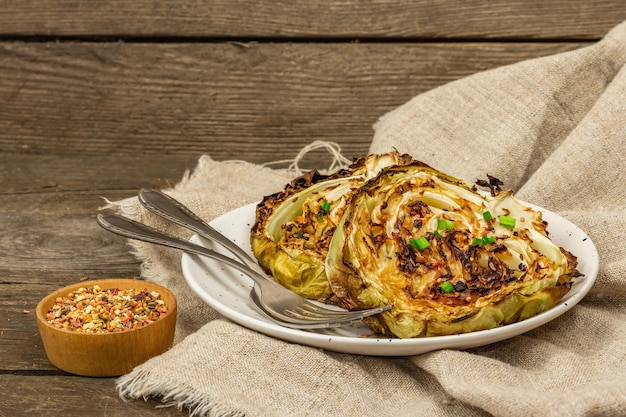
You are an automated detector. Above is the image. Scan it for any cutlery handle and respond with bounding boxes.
[96,213,268,287]
[138,189,261,271]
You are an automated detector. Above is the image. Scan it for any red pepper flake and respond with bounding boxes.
[46,285,168,333]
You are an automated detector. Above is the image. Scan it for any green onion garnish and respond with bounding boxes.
[320,200,330,211]
[437,219,455,231]
[473,235,496,246]
[482,211,493,222]
[483,235,496,244]
[440,281,455,293]
[410,237,430,250]
[434,231,443,239]
[499,215,517,229]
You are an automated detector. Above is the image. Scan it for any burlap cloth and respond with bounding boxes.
[113,21,626,417]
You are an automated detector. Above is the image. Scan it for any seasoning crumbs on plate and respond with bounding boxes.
[46,285,168,333]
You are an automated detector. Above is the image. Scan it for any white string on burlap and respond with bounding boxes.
[260,140,353,175]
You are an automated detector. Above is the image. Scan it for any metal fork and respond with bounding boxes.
[96,202,390,329]
[137,189,262,273]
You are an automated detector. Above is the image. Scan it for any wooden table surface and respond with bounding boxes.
[1,2,624,415]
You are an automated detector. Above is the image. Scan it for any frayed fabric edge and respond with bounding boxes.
[117,368,246,417]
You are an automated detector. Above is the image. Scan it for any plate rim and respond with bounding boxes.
[181,202,599,356]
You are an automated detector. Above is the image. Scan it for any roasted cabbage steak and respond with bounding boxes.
[251,154,578,338]
[250,151,414,301]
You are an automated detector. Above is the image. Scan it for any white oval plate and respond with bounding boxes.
[181,203,599,356]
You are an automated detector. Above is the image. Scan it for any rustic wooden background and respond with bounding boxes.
[1,2,625,415]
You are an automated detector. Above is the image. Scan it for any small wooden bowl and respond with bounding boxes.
[36,278,177,377]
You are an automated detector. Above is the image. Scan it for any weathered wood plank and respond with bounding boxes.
[0,154,194,199]
[1,283,75,371]
[0,154,197,282]
[0,42,584,164]
[0,374,185,416]
[0,154,206,370]
[0,1,623,39]
[0,212,141,281]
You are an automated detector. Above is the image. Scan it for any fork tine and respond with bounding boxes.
[290,305,375,320]
[252,297,390,328]
[284,305,391,321]
[284,308,365,321]
[294,302,351,315]
[281,306,357,320]
[250,286,387,325]
[281,309,319,320]
[290,306,345,317]
[249,290,346,329]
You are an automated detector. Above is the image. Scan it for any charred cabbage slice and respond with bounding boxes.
[325,162,578,338]
[251,151,414,301]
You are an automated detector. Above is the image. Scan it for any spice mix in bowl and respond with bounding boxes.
[36,278,177,377]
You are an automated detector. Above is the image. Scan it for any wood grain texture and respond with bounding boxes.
[0,154,196,373]
[0,212,141,281]
[0,42,584,164]
[0,154,194,281]
[0,1,624,39]
[0,283,51,371]
[0,154,194,198]
[0,375,184,416]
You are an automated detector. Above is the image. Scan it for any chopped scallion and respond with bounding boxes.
[437,219,455,231]
[440,281,455,293]
[483,235,496,244]
[410,236,430,250]
[320,200,330,211]
[473,235,496,246]
[482,211,493,222]
[499,215,517,229]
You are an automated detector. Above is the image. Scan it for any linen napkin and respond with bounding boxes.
[114,21,626,417]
